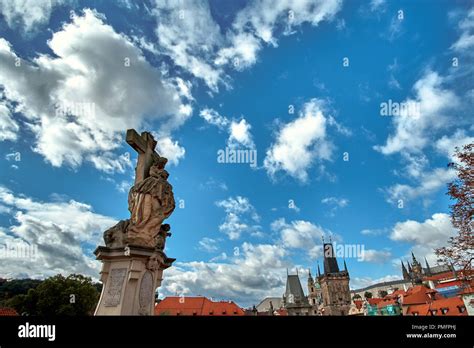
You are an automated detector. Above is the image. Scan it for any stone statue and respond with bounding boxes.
[102,129,175,249]
[127,161,175,247]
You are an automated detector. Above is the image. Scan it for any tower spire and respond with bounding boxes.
[343,259,348,272]
[317,261,321,277]
[401,260,409,280]
[424,257,432,276]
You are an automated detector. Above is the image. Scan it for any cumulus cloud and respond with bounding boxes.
[359,249,392,263]
[161,242,289,307]
[0,98,18,141]
[390,213,457,263]
[152,0,226,91]
[151,0,342,91]
[199,108,255,149]
[385,167,456,205]
[0,0,64,32]
[0,185,116,279]
[271,218,333,259]
[0,9,190,172]
[215,196,261,240]
[264,98,341,182]
[451,7,474,53]
[375,71,459,156]
[435,129,474,162]
[155,136,186,166]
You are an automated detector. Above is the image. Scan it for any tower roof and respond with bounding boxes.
[323,243,340,274]
[285,274,306,300]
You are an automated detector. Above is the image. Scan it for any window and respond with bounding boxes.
[311,287,314,292]
[458,306,466,313]
[441,308,448,315]
[430,310,437,315]
[412,312,419,316]
[313,299,316,305]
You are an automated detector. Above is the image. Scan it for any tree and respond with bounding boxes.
[378,290,388,298]
[7,274,100,315]
[352,294,362,300]
[436,143,473,274]
[364,291,372,299]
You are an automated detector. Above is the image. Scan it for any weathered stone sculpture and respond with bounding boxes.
[94,129,175,316]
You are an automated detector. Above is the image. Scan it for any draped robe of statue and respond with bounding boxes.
[126,163,175,247]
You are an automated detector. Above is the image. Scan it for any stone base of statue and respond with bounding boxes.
[94,245,175,316]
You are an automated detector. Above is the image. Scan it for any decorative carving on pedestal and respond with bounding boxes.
[94,129,176,316]
[139,271,154,315]
[104,268,127,307]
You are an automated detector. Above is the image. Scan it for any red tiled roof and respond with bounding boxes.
[367,298,382,306]
[0,307,18,316]
[402,285,443,305]
[406,297,467,316]
[155,296,245,316]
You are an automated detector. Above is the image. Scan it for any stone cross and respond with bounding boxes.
[126,129,161,184]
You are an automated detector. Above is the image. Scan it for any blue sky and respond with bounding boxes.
[0,0,472,307]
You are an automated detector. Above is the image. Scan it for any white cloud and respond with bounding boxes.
[152,0,225,91]
[155,136,186,166]
[359,249,392,263]
[198,237,219,253]
[161,241,289,307]
[369,0,386,12]
[215,196,260,240]
[151,0,342,91]
[228,119,254,148]
[0,99,19,141]
[271,217,332,259]
[87,152,132,174]
[0,185,116,279]
[375,71,459,155]
[385,167,456,205]
[451,7,474,53]
[390,213,457,263]
[0,0,63,32]
[199,108,255,149]
[264,98,338,182]
[321,196,349,207]
[435,129,474,162]
[0,9,190,172]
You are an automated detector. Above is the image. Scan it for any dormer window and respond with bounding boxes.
[458,306,466,313]
[412,312,419,316]
[441,308,448,315]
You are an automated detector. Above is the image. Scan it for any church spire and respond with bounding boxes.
[308,268,313,281]
[343,259,348,272]
[401,260,409,280]
[317,261,321,277]
[411,251,419,264]
[424,257,432,276]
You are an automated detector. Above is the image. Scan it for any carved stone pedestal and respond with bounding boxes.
[94,245,174,316]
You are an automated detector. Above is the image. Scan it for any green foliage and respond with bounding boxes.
[364,291,373,299]
[6,274,100,316]
[0,278,42,305]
